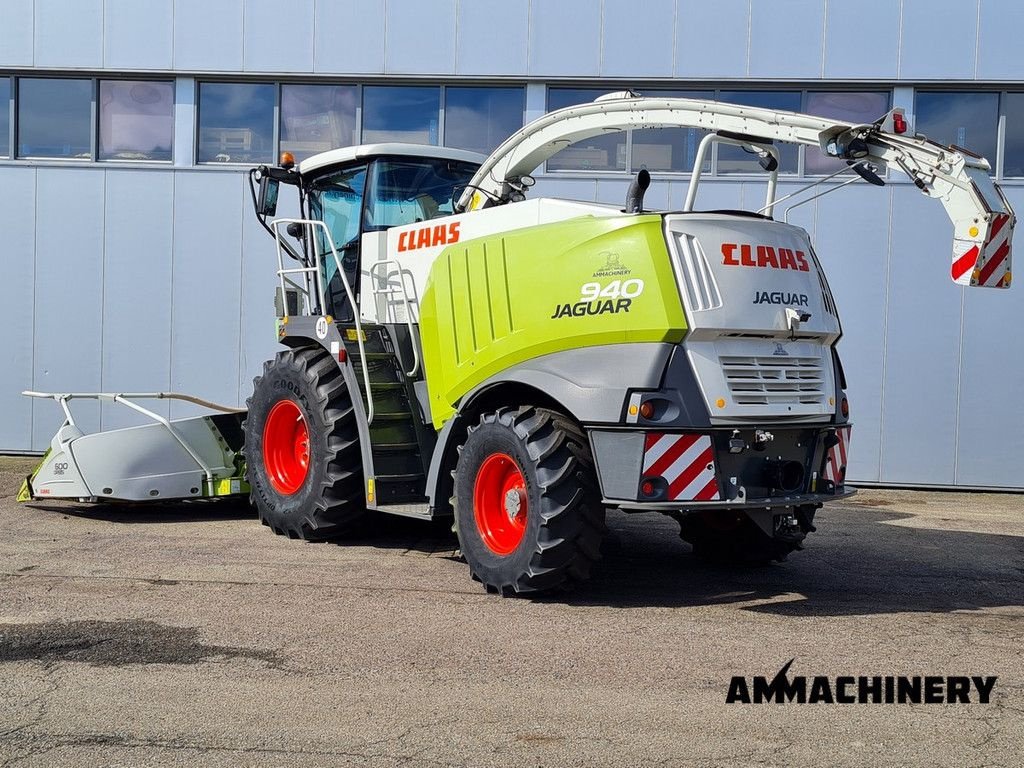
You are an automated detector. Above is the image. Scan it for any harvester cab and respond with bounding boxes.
[20,94,1015,595]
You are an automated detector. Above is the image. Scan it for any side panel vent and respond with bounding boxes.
[675,234,723,311]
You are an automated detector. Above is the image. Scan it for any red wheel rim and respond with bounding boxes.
[473,452,528,555]
[262,400,310,495]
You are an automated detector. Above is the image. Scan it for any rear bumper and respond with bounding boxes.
[589,424,852,512]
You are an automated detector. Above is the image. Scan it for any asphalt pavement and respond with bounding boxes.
[0,456,1021,767]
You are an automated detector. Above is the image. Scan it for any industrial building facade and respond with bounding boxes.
[1,0,1022,490]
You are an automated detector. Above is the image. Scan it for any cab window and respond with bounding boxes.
[365,158,479,230]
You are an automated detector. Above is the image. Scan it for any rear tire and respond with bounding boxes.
[453,406,606,595]
[244,347,364,540]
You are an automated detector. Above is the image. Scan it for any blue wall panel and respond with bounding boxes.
[386,0,456,75]
[0,0,34,67]
[34,0,102,69]
[457,0,529,76]
[675,0,748,78]
[31,169,105,450]
[602,0,674,78]
[976,0,1024,80]
[244,0,314,72]
[104,0,173,70]
[314,0,385,74]
[823,0,900,79]
[529,0,601,76]
[99,171,174,431]
[0,168,36,451]
[748,0,824,79]
[900,0,979,80]
[173,0,244,72]
[169,172,244,418]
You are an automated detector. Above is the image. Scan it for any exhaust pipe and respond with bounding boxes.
[765,459,805,493]
[625,169,651,213]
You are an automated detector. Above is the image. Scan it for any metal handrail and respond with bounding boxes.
[368,260,421,377]
[269,218,375,425]
[21,390,237,495]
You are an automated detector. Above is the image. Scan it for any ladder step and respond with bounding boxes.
[372,442,419,453]
[375,472,425,483]
[372,412,415,422]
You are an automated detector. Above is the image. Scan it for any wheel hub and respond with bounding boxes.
[503,488,524,522]
[262,399,310,496]
[473,452,528,555]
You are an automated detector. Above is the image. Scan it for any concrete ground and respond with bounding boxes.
[0,455,1021,767]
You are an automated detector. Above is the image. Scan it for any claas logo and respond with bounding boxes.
[397,222,461,252]
[722,243,810,272]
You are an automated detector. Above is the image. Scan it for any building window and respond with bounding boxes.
[804,91,891,174]
[362,86,440,145]
[717,91,802,174]
[17,78,93,160]
[443,87,524,156]
[280,84,358,163]
[197,82,276,164]
[98,80,174,162]
[999,93,1024,177]
[915,91,999,173]
[546,88,626,171]
[0,77,10,158]
[630,90,713,173]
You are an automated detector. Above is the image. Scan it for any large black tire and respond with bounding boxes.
[453,406,606,595]
[677,509,810,564]
[244,347,364,540]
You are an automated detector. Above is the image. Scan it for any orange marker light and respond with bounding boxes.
[638,401,655,419]
[280,151,296,170]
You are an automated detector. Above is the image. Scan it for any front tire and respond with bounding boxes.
[244,347,364,539]
[453,406,606,595]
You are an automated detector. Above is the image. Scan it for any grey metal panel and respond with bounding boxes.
[385,0,456,75]
[32,168,105,450]
[879,187,962,485]
[100,171,174,431]
[590,430,644,500]
[456,0,528,76]
[675,0,748,78]
[170,171,244,419]
[954,185,1024,488]
[529,0,601,76]
[601,0,674,77]
[244,0,314,72]
[679,180,742,212]
[313,0,385,74]
[823,0,900,79]
[976,0,1024,80]
[173,0,244,72]
[0,167,36,451]
[532,176,598,202]
[104,0,173,70]
[34,0,102,68]
[899,0,979,80]
[748,0,824,79]
[812,186,892,483]
[0,0,34,67]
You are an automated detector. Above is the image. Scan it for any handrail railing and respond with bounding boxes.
[368,260,421,377]
[269,218,375,425]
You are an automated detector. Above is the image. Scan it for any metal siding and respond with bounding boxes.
[748,0,825,79]
[34,0,103,69]
[385,0,456,75]
[675,0,748,78]
[879,187,962,485]
[313,0,385,74]
[0,0,34,67]
[99,171,174,431]
[823,0,900,79]
[812,186,892,483]
[529,0,601,76]
[0,167,36,451]
[173,0,244,72]
[976,0,1024,80]
[456,0,529,76]
[899,0,979,80]
[244,0,314,73]
[170,171,244,418]
[530,177,599,202]
[601,0,674,77]
[954,186,1024,488]
[679,179,743,211]
[31,169,105,450]
[104,0,173,70]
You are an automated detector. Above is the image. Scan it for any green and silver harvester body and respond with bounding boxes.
[21,95,1015,593]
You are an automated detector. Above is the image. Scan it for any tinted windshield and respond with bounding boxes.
[365,157,479,230]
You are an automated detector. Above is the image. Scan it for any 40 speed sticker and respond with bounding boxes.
[550,279,645,319]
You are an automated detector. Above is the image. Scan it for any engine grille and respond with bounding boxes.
[720,354,826,405]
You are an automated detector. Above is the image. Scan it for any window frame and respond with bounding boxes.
[96,78,176,164]
[195,80,279,166]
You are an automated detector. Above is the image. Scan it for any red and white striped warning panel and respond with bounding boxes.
[951,213,1013,289]
[642,433,721,501]
[822,426,851,486]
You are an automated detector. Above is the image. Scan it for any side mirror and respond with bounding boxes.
[257,175,279,217]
